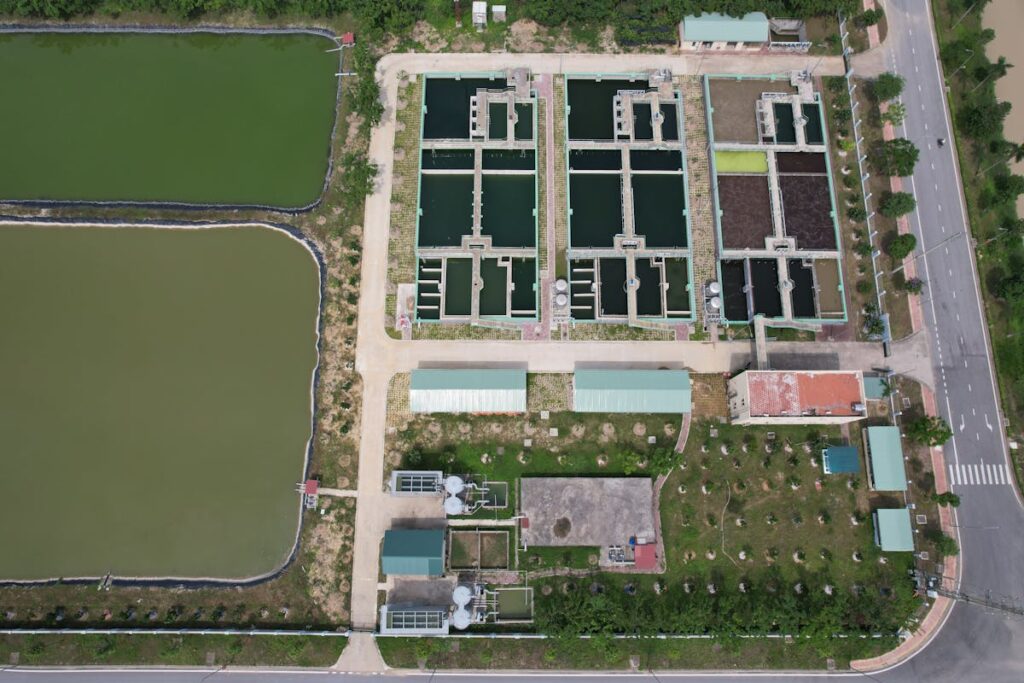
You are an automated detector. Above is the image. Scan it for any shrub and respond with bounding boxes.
[856,279,873,294]
[873,72,905,101]
[854,241,874,257]
[847,206,867,222]
[878,191,917,218]
[833,107,852,124]
[929,531,960,557]
[842,173,859,189]
[932,492,962,507]
[958,100,1012,141]
[881,102,907,126]
[902,277,924,294]
[887,233,917,260]
[859,8,884,26]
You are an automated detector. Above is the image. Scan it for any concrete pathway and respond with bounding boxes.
[333,632,386,673]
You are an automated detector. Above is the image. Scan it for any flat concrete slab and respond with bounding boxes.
[520,477,655,547]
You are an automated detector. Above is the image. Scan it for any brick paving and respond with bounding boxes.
[681,76,717,328]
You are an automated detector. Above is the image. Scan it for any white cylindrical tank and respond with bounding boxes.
[554,279,569,293]
[452,585,473,607]
[554,292,569,307]
[444,495,466,515]
[709,296,722,310]
[707,281,721,295]
[444,475,466,495]
[452,607,472,630]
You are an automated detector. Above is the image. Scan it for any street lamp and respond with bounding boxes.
[950,48,975,79]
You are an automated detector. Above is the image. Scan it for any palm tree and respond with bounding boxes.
[977,139,1024,176]
[972,55,1013,92]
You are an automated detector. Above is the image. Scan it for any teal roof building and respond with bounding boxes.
[573,370,691,413]
[873,508,915,552]
[823,446,860,474]
[381,529,445,576]
[863,426,908,491]
[863,376,889,400]
[681,12,770,44]
[409,369,526,413]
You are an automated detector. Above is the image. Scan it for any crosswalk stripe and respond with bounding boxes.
[988,464,995,484]
[961,464,968,485]
[949,464,957,487]
[1001,464,1009,485]
[973,464,981,484]
[982,464,990,485]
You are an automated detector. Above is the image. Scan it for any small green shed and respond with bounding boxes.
[573,370,691,413]
[863,426,908,492]
[823,445,860,474]
[873,508,915,552]
[381,529,445,576]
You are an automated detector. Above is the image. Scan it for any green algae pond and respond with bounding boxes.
[0,32,339,207]
[0,224,321,580]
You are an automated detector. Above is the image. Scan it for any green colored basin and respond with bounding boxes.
[0,224,320,580]
[0,32,338,207]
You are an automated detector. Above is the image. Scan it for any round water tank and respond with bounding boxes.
[444,475,466,495]
[452,585,473,607]
[554,292,569,307]
[709,296,722,310]
[707,281,721,295]
[452,608,472,630]
[444,495,466,515]
[554,279,569,293]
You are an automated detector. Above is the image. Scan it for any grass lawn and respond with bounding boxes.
[0,633,346,667]
[377,634,897,670]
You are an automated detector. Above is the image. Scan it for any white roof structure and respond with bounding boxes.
[409,369,526,413]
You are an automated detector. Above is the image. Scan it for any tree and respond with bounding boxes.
[349,43,384,127]
[847,205,867,222]
[878,191,917,218]
[996,274,1024,302]
[992,174,1024,206]
[959,100,1012,140]
[339,152,379,207]
[973,55,1013,92]
[881,102,907,126]
[932,492,962,507]
[905,415,953,446]
[887,233,917,261]
[931,532,960,557]
[873,72,905,101]
[875,138,920,177]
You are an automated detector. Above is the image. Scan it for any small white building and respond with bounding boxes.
[472,1,488,30]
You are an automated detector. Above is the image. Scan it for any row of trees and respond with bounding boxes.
[534,568,918,640]
[0,0,860,35]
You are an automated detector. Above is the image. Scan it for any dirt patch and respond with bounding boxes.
[709,78,796,143]
[779,174,837,250]
[553,517,572,538]
[411,21,446,52]
[718,175,774,249]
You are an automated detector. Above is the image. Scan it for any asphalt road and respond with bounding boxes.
[4,3,1024,683]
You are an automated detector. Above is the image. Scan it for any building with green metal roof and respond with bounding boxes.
[823,445,860,474]
[873,508,915,552]
[863,376,889,401]
[863,426,908,492]
[680,12,770,47]
[381,529,445,576]
[409,369,526,413]
[573,370,691,413]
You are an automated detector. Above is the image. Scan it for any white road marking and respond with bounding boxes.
[981,465,988,484]
[968,384,973,392]
[959,415,966,431]
[988,464,996,484]
[985,414,993,431]
[1001,465,1009,484]
[973,464,981,482]
[949,464,957,486]
[953,290,957,299]
[967,465,975,485]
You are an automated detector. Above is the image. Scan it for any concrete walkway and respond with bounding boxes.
[345,50,926,666]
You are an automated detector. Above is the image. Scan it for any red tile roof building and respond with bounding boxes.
[728,370,867,425]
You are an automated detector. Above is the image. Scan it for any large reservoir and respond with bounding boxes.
[0,32,339,207]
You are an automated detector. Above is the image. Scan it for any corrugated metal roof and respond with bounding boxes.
[864,376,888,400]
[823,446,860,474]
[409,369,526,413]
[682,12,769,43]
[746,371,864,417]
[865,426,907,491]
[875,508,914,552]
[573,370,691,413]
[381,529,445,576]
